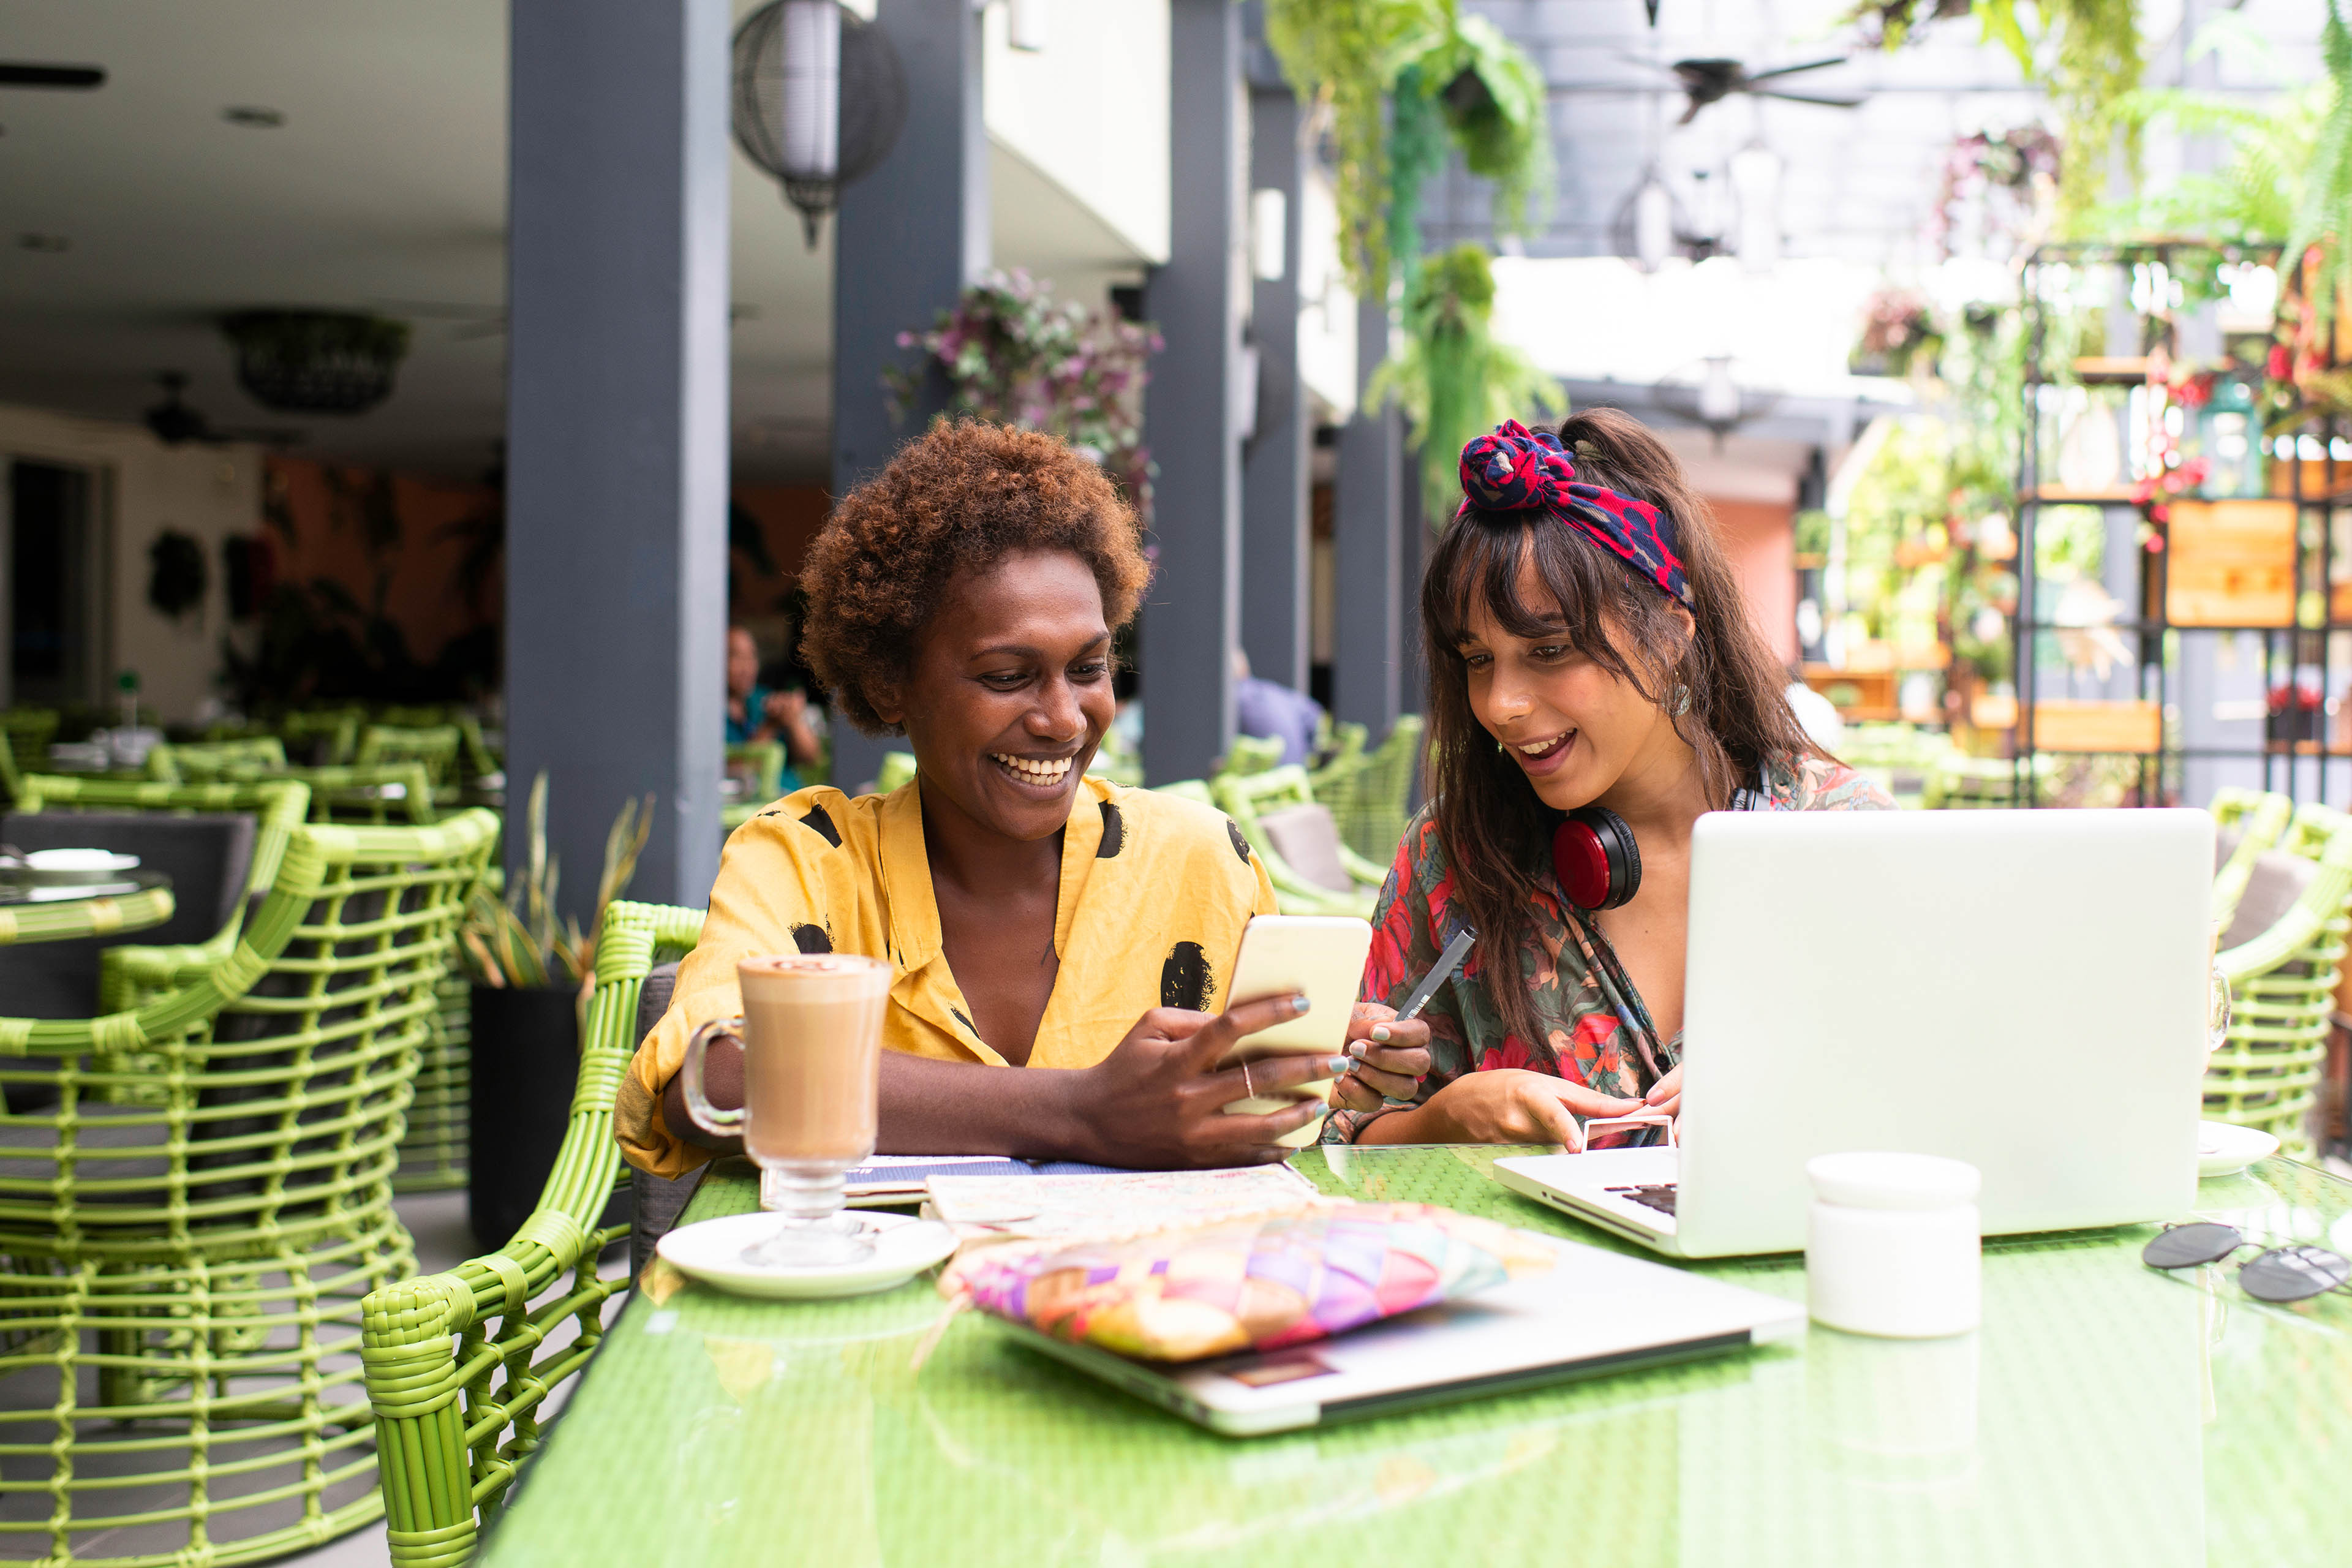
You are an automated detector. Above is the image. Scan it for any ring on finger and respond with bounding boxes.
[1241,1061,1254,1099]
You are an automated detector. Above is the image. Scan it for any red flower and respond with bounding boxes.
[2269,344,2292,382]
[1570,1014,1619,1047]
[1479,1036,1536,1072]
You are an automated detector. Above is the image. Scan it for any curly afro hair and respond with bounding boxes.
[799,419,1150,735]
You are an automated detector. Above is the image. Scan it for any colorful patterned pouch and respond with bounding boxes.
[941,1201,1556,1363]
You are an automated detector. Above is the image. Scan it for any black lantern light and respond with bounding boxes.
[219,311,409,415]
[732,0,908,248]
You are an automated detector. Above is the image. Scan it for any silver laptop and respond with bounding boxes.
[994,1228,1803,1435]
[1496,808,2213,1259]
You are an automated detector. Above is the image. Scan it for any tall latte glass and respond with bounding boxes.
[679,952,893,1267]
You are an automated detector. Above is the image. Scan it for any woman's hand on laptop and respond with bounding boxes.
[1329,1003,1432,1112]
[1643,1066,1681,1119]
[1360,1070,1642,1149]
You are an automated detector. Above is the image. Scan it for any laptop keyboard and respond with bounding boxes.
[1604,1183,1679,1217]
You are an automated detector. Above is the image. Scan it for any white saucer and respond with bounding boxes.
[19,849,140,883]
[2197,1120,2280,1180]
[656,1210,957,1300]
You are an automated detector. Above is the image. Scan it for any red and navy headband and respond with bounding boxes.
[1455,420,1694,611]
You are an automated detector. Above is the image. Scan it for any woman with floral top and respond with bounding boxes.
[1326,410,1893,1148]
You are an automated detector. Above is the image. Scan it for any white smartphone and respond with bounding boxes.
[1218,914,1375,1146]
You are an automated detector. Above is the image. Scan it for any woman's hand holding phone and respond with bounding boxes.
[1069,993,1352,1168]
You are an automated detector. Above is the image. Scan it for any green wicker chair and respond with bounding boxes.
[193,762,440,827]
[1,707,60,777]
[7,775,312,1007]
[1216,734,1286,779]
[1153,778,1217,809]
[0,809,498,1567]
[275,709,364,767]
[363,899,703,1568]
[358,723,465,800]
[722,742,787,831]
[142,736,289,783]
[2209,787,2295,935]
[1215,764,1385,919]
[1921,751,2055,810]
[1319,714,1423,866]
[2207,802,2352,1160]
[0,728,21,808]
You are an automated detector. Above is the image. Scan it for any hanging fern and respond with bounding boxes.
[1387,62,1448,292]
[1416,15,1551,239]
[1370,244,1563,522]
[2288,0,2352,328]
[1263,0,1453,300]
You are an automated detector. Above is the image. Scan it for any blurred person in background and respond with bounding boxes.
[727,624,823,789]
[1233,647,1325,767]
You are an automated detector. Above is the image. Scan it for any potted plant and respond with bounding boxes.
[458,772,651,1249]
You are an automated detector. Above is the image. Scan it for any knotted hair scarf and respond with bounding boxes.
[1455,420,1694,611]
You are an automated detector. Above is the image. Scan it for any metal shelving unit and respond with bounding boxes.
[2012,240,2344,809]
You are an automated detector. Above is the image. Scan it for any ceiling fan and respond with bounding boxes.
[144,374,302,448]
[0,64,105,89]
[1668,58,1863,123]
[1558,55,1866,124]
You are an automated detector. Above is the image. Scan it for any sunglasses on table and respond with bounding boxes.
[2141,1222,2352,1303]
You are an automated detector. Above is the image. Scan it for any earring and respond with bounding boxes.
[1670,682,1692,717]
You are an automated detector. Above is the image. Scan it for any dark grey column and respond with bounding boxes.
[1140,0,1244,784]
[1333,294,1404,733]
[506,0,729,911]
[828,0,988,796]
[1240,84,1308,692]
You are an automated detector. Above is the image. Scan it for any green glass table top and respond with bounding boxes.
[478,1148,2352,1568]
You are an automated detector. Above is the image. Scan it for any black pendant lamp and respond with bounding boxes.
[731,1,909,248]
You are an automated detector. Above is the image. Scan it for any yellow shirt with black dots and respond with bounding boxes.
[615,774,1279,1179]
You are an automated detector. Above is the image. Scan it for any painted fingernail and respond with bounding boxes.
[1370,1024,1392,1043]
[1325,1057,1352,1076]
[1291,993,1311,1013]
[1348,1041,1368,1059]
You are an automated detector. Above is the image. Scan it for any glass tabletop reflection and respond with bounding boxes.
[475,1147,2352,1568]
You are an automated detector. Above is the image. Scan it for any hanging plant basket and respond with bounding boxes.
[220,310,410,415]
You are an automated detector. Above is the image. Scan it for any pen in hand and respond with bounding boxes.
[1360,925,1476,1109]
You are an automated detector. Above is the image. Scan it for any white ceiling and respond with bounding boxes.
[0,0,2325,484]
[0,0,1145,483]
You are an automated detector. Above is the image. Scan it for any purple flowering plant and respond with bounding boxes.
[886,268,1164,522]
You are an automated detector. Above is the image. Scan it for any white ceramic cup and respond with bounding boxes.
[1805,1152,1981,1339]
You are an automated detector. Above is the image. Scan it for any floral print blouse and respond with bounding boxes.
[1328,755,1896,1145]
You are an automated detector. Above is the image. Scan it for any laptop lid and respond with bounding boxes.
[996,1231,1804,1435]
[1675,809,2211,1258]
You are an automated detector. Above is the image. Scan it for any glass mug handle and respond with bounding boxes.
[679,1016,747,1136]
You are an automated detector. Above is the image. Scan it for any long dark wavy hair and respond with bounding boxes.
[1420,407,1818,1049]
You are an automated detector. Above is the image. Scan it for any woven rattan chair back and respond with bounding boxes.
[2209,801,2352,1159]
[143,736,288,783]
[274,710,363,767]
[356,725,464,792]
[1,708,59,778]
[1213,765,1383,919]
[0,809,498,1567]
[2208,787,2294,933]
[1322,714,1422,865]
[364,898,705,1568]
[1218,734,1286,779]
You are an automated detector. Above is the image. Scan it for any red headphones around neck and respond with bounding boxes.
[1552,807,1642,911]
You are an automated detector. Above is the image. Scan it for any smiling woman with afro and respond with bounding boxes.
[798,420,1149,734]
[613,417,1436,1185]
